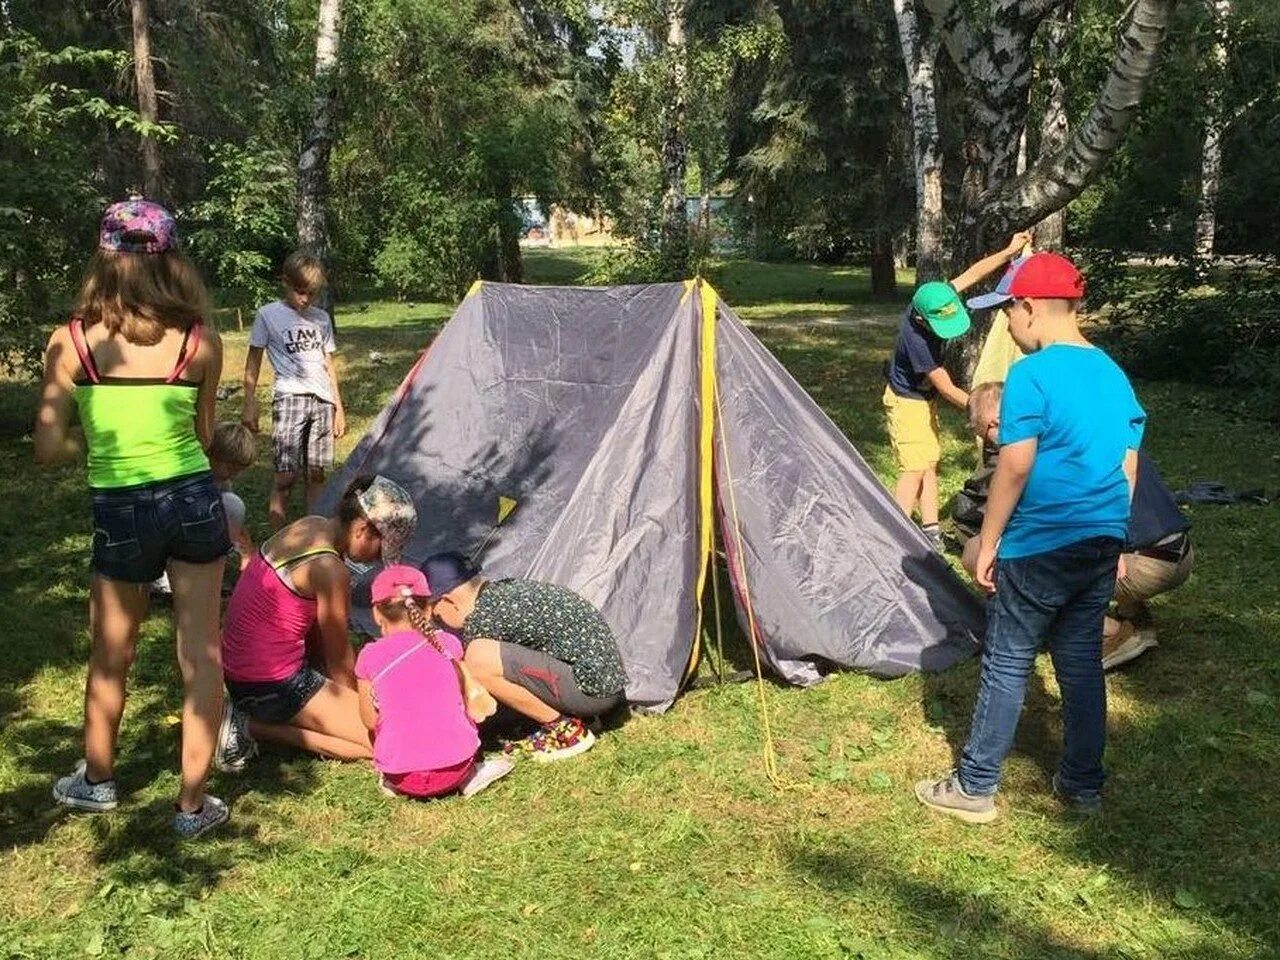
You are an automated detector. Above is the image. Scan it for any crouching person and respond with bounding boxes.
[422,552,627,761]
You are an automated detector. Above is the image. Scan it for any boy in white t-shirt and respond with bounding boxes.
[242,252,347,529]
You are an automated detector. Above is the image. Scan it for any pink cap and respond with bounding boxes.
[370,564,430,604]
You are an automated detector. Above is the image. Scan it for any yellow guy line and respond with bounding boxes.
[686,279,717,687]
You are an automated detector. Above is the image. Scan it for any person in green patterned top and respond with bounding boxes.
[423,552,626,762]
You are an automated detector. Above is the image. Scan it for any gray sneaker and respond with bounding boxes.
[914,773,998,824]
[53,760,118,812]
[173,795,230,839]
[214,701,258,773]
[461,756,515,798]
[1051,773,1103,815]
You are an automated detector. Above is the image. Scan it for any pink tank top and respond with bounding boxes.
[221,547,338,683]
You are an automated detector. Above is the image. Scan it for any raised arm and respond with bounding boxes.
[950,232,1032,294]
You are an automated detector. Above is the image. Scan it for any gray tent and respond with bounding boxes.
[319,280,983,710]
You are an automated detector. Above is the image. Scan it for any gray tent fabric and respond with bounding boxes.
[320,280,983,710]
[319,282,701,708]
[711,298,984,683]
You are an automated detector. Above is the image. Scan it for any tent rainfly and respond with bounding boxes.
[318,280,985,711]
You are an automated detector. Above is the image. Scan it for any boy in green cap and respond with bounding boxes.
[883,232,1030,549]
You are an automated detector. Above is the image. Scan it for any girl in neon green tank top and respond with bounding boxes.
[34,200,233,839]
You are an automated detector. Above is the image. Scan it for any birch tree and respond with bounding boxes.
[297,0,342,261]
[658,0,690,274]
[891,0,944,282]
[1033,0,1072,251]
[922,0,1177,268]
[1194,0,1231,261]
[130,0,161,197]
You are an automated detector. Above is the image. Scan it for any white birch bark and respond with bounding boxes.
[130,0,161,197]
[1194,0,1231,262]
[892,0,946,282]
[1034,1,1072,250]
[659,0,689,272]
[297,0,342,258]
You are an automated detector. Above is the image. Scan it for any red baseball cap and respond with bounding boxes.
[1006,252,1085,300]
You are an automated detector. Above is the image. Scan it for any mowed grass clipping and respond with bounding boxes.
[1,251,1278,960]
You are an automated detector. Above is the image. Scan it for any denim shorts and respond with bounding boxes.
[225,665,327,724]
[91,471,232,583]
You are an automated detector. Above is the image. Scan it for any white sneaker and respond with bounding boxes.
[1102,624,1158,671]
[461,756,515,798]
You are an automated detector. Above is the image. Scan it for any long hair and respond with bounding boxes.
[74,248,211,345]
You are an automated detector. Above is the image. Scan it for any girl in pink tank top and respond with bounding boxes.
[215,476,417,771]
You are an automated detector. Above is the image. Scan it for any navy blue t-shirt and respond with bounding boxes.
[1129,450,1190,549]
[886,309,945,400]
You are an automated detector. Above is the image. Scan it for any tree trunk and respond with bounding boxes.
[892,0,946,283]
[130,0,161,198]
[870,232,897,299]
[1194,0,1231,262]
[658,0,689,276]
[1034,1,1073,250]
[297,0,342,263]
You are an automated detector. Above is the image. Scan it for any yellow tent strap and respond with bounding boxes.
[712,373,795,791]
[685,279,718,687]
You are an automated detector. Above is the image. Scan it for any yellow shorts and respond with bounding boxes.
[883,386,941,472]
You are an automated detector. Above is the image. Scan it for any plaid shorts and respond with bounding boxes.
[272,392,334,474]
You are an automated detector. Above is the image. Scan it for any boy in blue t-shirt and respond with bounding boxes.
[884,232,1030,549]
[915,252,1146,824]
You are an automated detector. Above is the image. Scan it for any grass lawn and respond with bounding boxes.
[2,250,1278,959]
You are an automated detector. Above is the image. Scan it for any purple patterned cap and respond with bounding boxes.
[357,476,418,565]
[100,199,178,254]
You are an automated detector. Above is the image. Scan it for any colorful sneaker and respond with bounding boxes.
[502,717,597,763]
[1051,773,1103,816]
[214,701,258,773]
[914,772,998,824]
[53,760,118,812]
[1102,622,1158,671]
[173,795,230,839]
[461,756,515,797]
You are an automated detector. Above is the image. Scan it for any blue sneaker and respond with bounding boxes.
[173,796,230,839]
[53,760,118,812]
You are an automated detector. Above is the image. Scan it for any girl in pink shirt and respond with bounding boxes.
[356,566,513,799]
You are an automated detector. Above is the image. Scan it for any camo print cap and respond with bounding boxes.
[357,476,417,565]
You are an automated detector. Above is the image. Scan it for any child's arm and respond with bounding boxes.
[925,367,970,411]
[950,231,1032,294]
[311,559,358,689]
[324,351,346,439]
[357,679,378,734]
[242,346,265,433]
[33,327,86,466]
[973,438,1037,591]
[228,519,255,570]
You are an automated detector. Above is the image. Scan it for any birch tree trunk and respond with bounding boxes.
[130,0,161,197]
[658,0,689,276]
[1034,1,1073,250]
[892,0,946,283]
[1195,0,1231,262]
[297,0,342,261]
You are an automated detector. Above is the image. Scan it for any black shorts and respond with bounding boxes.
[91,472,232,583]
[497,642,625,719]
[225,665,327,724]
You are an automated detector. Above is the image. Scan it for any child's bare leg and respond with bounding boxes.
[305,467,326,512]
[269,471,296,530]
[168,559,224,811]
[920,464,940,526]
[84,577,149,782]
[247,681,372,760]
[464,638,560,724]
[894,470,924,519]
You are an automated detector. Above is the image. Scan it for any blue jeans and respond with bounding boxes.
[958,536,1122,798]
[90,471,231,582]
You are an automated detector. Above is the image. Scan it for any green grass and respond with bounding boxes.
[2,252,1279,959]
